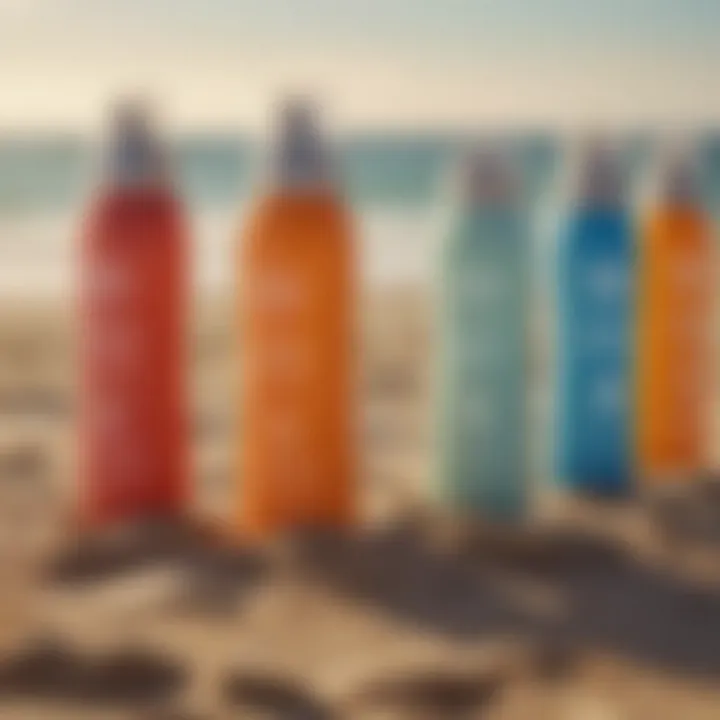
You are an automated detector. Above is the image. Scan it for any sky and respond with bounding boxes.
[1,0,719,131]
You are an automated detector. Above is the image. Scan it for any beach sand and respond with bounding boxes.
[0,289,719,719]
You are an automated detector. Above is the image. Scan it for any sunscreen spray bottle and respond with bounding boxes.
[237,100,356,539]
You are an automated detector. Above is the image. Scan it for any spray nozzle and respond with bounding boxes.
[273,96,333,190]
[461,144,518,205]
[113,99,151,138]
[106,99,167,188]
[576,140,625,205]
[660,146,700,203]
[279,97,318,140]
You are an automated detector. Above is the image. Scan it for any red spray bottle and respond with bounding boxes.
[79,103,189,527]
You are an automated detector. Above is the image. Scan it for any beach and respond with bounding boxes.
[0,288,719,719]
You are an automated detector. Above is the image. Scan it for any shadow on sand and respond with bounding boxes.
[45,518,269,615]
[284,513,720,682]
[0,638,186,709]
[33,502,720,716]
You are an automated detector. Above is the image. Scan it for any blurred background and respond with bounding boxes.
[2,1,720,718]
[2,0,720,298]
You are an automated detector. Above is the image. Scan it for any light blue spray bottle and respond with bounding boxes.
[438,146,531,520]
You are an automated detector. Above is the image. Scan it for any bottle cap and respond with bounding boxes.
[576,141,625,206]
[272,97,334,190]
[460,145,519,206]
[105,100,168,188]
[660,147,700,204]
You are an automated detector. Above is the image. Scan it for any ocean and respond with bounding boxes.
[0,132,558,299]
[0,132,719,299]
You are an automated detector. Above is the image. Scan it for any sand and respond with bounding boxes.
[0,288,719,719]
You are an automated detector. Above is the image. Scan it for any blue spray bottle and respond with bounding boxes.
[438,147,531,520]
[556,145,635,495]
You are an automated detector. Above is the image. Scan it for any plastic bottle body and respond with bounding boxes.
[237,193,355,539]
[80,190,188,525]
[439,205,530,520]
[637,206,714,481]
[556,208,635,495]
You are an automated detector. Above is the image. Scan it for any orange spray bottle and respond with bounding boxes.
[637,150,715,485]
[236,100,356,540]
[79,104,189,527]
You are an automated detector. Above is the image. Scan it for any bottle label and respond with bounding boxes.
[83,215,184,522]
[244,269,322,514]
